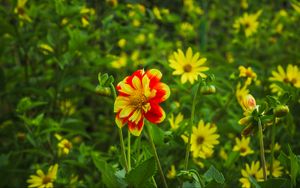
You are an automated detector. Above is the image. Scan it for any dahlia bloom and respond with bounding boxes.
[114,69,170,136]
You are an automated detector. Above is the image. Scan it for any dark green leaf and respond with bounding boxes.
[126,157,156,187]
[203,165,225,184]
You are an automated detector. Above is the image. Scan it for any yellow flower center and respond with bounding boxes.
[42,176,52,185]
[183,64,192,72]
[197,136,204,145]
[130,90,148,108]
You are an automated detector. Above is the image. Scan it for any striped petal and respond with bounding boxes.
[145,102,166,124]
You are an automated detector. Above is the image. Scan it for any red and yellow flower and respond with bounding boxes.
[114,69,170,136]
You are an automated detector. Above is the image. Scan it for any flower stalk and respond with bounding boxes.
[146,124,168,188]
[258,118,267,180]
[184,80,201,170]
[270,116,276,178]
[127,130,131,171]
[110,83,129,173]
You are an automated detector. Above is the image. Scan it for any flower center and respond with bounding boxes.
[183,64,192,73]
[197,136,204,145]
[130,90,148,108]
[240,147,247,153]
[283,77,289,83]
[291,78,297,85]
[64,142,72,149]
[244,22,251,28]
[17,7,25,15]
[42,176,52,185]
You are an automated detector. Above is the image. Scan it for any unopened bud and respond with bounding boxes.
[242,94,256,111]
[273,105,289,117]
[95,86,111,96]
[200,85,216,95]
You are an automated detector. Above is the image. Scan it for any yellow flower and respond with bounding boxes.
[239,66,257,79]
[106,0,118,7]
[80,7,95,27]
[60,100,75,116]
[167,165,176,179]
[169,47,209,84]
[55,134,72,156]
[153,7,162,20]
[179,22,195,38]
[240,161,264,188]
[38,44,54,55]
[267,160,283,178]
[27,164,58,188]
[241,0,248,9]
[190,120,220,159]
[14,0,32,22]
[226,52,235,63]
[233,137,254,156]
[58,139,72,155]
[168,113,184,130]
[111,53,127,69]
[233,10,262,37]
[269,64,300,92]
[118,38,127,48]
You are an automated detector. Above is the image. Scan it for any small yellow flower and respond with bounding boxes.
[60,100,75,116]
[55,134,72,156]
[14,0,32,22]
[167,165,176,179]
[239,66,257,79]
[106,0,118,7]
[240,161,264,188]
[118,38,127,48]
[27,164,58,188]
[226,52,235,63]
[132,19,141,27]
[236,83,250,109]
[190,120,220,159]
[233,10,262,37]
[233,137,254,156]
[58,139,72,155]
[168,113,184,130]
[267,160,283,178]
[80,7,95,27]
[111,53,127,69]
[38,44,54,55]
[179,22,195,38]
[153,7,162,20]
[241,0,248,9]
[169,47,209,84]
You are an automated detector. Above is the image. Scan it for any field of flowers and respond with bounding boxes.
[1,0,300,187]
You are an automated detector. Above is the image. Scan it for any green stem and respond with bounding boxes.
[258,118,267,181]
[184,81,201,170]
[270,117,276,178]
[128,130,131,171]
[110,83,129,173]
[146,125,168,188]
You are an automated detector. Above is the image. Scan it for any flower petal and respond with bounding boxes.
[145,102,166,124]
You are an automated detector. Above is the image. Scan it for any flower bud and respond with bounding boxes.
[241,94,256,111]
[273,105,289,117]
[95,86,111,96]
[200,85,216,95]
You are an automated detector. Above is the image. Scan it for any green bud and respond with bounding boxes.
[95,86,111,96]
[200,85,216,95]
[273,105,289,117]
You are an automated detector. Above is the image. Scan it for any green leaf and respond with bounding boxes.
[258,178,291,188]
[203,165,225,184]
[278,151,289,170]
[126,157,156,187]
[288,145,299,186]
[92,152,126,188]
[147,124,164,146]
[16,97,47,114]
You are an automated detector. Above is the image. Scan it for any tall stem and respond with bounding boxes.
[184,81,201,170]
[127,130,131,171]
[270,117,276,178]
[258,118,267,180]
[146,125,168,188]
[110,83,128,173]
